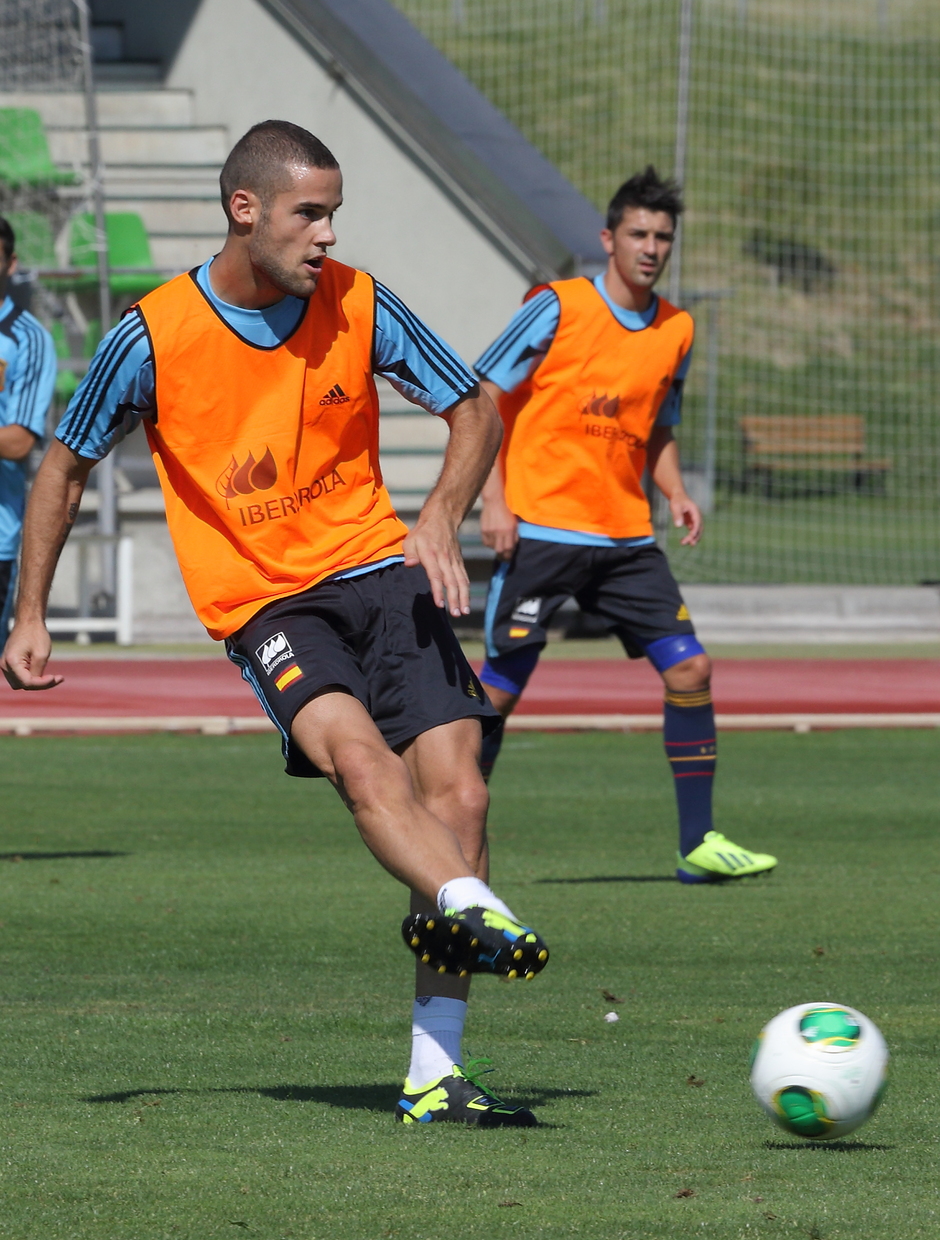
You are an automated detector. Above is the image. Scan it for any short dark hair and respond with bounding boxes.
[606,166,684,231]
[219,120,339,222]
[0,215,15,261]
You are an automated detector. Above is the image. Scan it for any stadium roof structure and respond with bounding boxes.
[257,0,607,280]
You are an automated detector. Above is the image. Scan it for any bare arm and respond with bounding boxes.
[477,378,519,561]
[1,439,94,689]
[647,425,703,547]
[0,425,37,461]
[403,386,502,617]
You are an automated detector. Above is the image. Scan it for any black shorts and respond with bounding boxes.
[226,562,500,778]
[484,538,696,661]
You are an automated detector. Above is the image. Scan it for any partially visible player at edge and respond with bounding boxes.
[475,166,776,883]
[0,121,549,1127]
[0,216,57,635]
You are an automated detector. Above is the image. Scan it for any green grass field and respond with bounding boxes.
[2,729,938,1239]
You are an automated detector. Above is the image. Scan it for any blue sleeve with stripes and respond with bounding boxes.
[373,283,478,415]
[655,345,693,427]
[55,310,154,460]
[7,313,56,437]
[473,288,560,393]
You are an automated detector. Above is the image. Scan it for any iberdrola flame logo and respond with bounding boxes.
[216,447,278,504]
[582,394,621,419]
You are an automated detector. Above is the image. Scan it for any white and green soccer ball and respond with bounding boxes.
[750,1002,888,1140]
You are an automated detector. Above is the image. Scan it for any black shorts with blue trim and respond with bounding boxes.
[226,562,500,778]
[484,538,698,664]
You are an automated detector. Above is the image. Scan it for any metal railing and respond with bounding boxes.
[45,532,133,645]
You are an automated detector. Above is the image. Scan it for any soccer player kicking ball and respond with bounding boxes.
[474,167,776,884]
[0,121,548,1127]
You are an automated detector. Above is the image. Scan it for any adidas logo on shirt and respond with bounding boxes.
[319,383,350,406]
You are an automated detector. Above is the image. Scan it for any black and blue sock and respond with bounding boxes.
[663,687,717,857]
[479,646,542,782]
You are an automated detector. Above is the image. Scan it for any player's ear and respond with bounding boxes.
[227,188,261,230]
[600,228,614,256]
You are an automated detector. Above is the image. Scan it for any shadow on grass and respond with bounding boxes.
[764,1139,893,1152]
[535,875,674,884]
[0,850,129,862]
[84,1083,595,1116]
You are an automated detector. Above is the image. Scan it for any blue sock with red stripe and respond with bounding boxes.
[663,688,717,856]
[479,719,505,783]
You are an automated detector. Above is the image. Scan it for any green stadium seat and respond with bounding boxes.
[44,211,166,297]
[2,210,57,269]
[70,211,165,295]
[0,108,79,189]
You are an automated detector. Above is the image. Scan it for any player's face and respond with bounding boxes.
[249,164,343,299]
[601,208,675,292]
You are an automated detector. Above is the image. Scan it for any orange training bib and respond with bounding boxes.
[137,259,407,639]
[499,277,694,539]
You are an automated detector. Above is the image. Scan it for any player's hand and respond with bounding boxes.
[1,619,64,690]
[403,514,471,617]
[480,497,519,560]
[670,492,703,546]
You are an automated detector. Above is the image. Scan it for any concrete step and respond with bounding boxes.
[49,125,229,167]
[0,89,194,128]
[106,197,226,234]
[379,456,443,492]
[379,414,449,450]
[101,166,222,199]
[682,585,940,643]
[149,235,227,272]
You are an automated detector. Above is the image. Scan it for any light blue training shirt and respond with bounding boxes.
[0,296,57,560]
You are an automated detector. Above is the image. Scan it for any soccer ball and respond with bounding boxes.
[750,1002,888,1140]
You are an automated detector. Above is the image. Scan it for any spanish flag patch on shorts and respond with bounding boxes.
[275,663,303,692]
[509,627,531,638]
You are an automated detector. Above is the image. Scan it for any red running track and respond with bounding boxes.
[1,657,939,717]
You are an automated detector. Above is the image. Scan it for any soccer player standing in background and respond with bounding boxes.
[1,122,549,1127]
[0,217,56,635]
[474,167,776,884]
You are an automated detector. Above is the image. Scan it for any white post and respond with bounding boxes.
[669,0,694,307]
[116,535,134,646]
[73,0,116,597]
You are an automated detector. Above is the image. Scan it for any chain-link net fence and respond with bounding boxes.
[393,0,940,585]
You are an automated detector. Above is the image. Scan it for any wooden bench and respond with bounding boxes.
[740,416,891,496]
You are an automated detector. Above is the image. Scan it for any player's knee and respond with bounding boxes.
[662,652,712,693]
[454,770,490,825]
[425,765,490,825]
[332,738,407,810]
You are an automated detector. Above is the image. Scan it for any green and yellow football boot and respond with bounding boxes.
[401,906,549,979]
[395,1061,536,1127]
[677,830,777,883]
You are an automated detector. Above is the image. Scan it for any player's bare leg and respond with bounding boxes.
[290,689,478,899]
[397,717,490,1003]
[393,717,538,1126]
[290,690,547,976]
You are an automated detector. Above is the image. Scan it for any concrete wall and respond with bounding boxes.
[90,0,201,69]
[164,0,531,364]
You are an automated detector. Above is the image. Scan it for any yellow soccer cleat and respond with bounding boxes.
[677,830,777,884]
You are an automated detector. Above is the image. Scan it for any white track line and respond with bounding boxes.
[0,712,939,736]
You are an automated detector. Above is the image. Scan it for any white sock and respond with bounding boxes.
[436,876,517,922]
[408,996,467,1087]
